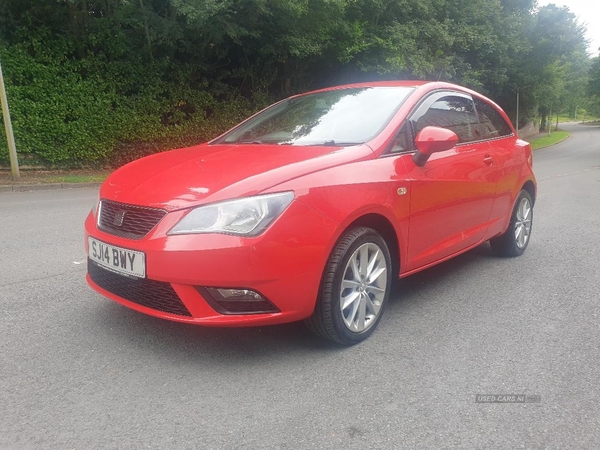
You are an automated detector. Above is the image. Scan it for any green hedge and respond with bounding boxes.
[0,44,264,168]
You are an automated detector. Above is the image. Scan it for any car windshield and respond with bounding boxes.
[213,87,415,146]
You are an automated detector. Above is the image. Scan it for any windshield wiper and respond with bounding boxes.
[228,139,363,146]
[317,140,363,146]
[233,140,264,144]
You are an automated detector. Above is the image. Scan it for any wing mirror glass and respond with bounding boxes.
[412,126,459,166]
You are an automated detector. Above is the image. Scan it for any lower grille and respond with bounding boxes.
[88,259,192,317]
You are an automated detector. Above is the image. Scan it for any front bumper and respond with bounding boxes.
[84,200,338,326]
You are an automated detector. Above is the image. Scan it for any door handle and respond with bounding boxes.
[483,155,494,166]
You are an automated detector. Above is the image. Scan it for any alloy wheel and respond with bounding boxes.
[339,242,388,332]
[515,196,532,249]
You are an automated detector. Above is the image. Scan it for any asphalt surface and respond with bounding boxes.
[1,123,599,449]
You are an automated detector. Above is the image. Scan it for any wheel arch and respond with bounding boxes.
[340,213,401,281]
[522,180,536,206]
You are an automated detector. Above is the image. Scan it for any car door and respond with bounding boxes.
[472,96,522,238]
[402,92,498,271]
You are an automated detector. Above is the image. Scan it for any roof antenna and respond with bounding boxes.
[437,69,445,81]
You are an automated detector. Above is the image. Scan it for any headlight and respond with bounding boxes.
[168,191,294,236]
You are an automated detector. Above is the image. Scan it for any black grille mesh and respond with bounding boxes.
[98,200,166,240]
[88,259,192,317]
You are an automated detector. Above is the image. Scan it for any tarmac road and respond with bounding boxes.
[1,122,599,449]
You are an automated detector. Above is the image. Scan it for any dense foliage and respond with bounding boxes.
[0,0,595,167]
[589,56,600,116]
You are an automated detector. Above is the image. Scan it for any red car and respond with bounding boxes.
[85,81,536,345]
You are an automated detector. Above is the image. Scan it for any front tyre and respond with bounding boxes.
[306,227,392,345]
[490,189,533,257]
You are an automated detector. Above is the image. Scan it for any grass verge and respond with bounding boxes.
[0,170,109,185]
[528,131,571,150]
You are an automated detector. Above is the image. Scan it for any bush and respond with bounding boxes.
[0,43,265,168]
[0,46,119,165]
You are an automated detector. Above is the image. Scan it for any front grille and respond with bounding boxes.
[98,199,166,240]
[88,259,192,317]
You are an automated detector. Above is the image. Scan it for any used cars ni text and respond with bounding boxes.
[85,81,536,345]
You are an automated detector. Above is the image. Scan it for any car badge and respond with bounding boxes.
[113,210,126,227]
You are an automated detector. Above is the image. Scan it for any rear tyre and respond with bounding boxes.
[306,227,392,345]
[490,189,533,257]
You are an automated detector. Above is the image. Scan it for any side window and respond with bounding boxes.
[414,95,480,144]
[473,97,512,139]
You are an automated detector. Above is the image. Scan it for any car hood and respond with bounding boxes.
[101,143,373,211]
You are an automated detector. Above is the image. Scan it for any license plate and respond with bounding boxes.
[88,237,146,278]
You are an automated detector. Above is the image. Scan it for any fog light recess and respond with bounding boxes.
[196,287,280,314]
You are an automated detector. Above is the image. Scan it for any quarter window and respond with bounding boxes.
[473,97,513,139]
[413,96,480,144]
[389,123,411,153]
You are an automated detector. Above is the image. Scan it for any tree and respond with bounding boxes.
[588,56,600,116]
[0,0,596,166]
[518,4,588,129]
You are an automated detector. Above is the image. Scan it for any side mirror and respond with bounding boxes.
[412,126,459,167]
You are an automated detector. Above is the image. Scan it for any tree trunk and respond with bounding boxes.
[540,112,547,131]
[139,0,154,62]
[284,77,292,96]
[66,0,87,59]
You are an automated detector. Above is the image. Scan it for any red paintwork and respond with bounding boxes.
[85,81,536,326]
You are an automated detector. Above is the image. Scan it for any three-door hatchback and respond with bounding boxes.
[85,81,536,345]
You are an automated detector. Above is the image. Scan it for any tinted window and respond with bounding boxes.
[215,87,414,146]
[414,96,479,144]
[474,97,513,139]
